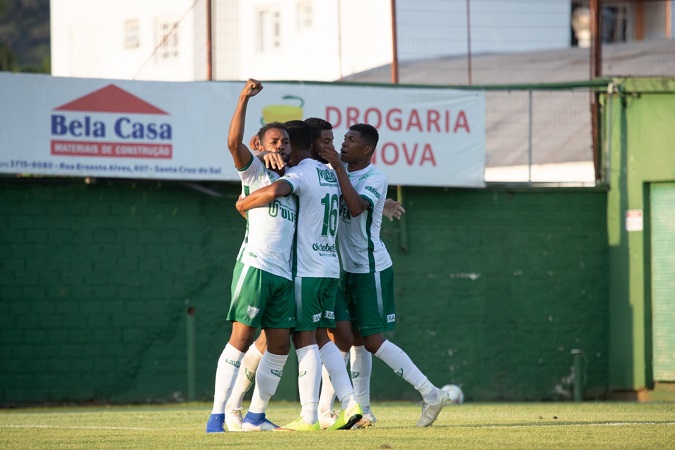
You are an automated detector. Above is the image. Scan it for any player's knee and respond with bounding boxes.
[334,334,354,352]
[362,335,385,354]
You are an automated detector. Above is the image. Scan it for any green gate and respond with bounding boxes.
[651,182,675,381]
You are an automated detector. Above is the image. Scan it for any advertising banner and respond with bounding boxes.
[0,73,485,187]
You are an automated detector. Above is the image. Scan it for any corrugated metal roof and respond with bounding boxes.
[343,39,675,182]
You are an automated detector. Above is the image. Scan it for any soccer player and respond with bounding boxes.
[205,79,296,433]
[306,117,404,428]
[236,120,364,431]
[227,117,405,430]
[318,123,450,428]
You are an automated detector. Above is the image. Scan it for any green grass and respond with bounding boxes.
[1,402,673,449]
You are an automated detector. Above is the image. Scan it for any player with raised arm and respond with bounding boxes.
[236,120,364,431]
[226,117,405,430]
[205,79,295,433]
[318,123,450,428]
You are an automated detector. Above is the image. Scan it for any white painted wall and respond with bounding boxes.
[213,0,391,81]
[50,0,205,81]
[52,0,669,83]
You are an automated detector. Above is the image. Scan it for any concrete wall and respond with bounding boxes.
[0,180,609,404]
[605,78,675,393]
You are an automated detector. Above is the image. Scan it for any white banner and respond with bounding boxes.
[0,73,485,187]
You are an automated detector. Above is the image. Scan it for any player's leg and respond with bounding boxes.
[243,327,291,431]
[281,329,321,431]
[206,321,257,432]
[318,281,353,426]
[317,327,362,430]
[282,277,326,431]
[317,323,351,427]
[350,330,376,428]
[353,267,449,427]
[207,261,263,432]
[241,270,294,431]
[224,331,267,431]
[340,271,376,427]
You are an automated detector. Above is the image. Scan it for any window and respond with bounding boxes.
[156,19,179,61]
[297,0,312,31]
[257,9,281,52]
[124,19,140,49]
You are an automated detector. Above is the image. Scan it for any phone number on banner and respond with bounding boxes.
[0,160,224,177]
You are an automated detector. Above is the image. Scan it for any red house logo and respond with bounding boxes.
[50,84,173,159]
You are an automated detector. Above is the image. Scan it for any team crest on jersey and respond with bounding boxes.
[247,305,260,319]
[387,314,396,323]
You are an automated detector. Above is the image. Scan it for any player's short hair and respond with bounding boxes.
[304,117,332,142]
[285,120,313,150]
[305,117,332,130]
[350,123,379,149]
[257,121,288,142]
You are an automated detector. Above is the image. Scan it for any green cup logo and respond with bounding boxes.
[261,95,304,124]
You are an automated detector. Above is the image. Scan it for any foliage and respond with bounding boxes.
[0,0,50,72]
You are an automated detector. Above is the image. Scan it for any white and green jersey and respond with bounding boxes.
[237,156,297,281]
[281,158,340,278]
[337,163,392,274]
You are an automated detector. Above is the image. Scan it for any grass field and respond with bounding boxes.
[1,401,673,449]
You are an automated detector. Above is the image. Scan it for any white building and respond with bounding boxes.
[51,0,581,82]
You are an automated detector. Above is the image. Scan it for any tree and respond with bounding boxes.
[0,0,50,73]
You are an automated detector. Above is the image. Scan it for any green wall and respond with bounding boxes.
[604,78,675,391]
[0,180,609,404]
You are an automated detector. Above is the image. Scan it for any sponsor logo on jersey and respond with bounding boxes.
[387,314,396,323]
[271,369,283,378]
[365,185,381,199]
[339,204,351,222]
[247,305,260,319]
[324,311,335,320]
[268,200,296,223]
[316,166,338,184]
[312,242,337,252]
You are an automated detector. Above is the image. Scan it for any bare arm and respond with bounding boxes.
[227,79,263,170]
[319,147,369,217]
[235,180,293,213]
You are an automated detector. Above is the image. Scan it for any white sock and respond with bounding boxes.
[320,342,355,409]
[211,343,245,414]
[248,351,288,414]
[296,344,321,424]
[318,351,347,415]
[350,345,372,412]
[225,344,263,412]
[374,340,438,402]
[318,364,336,415]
